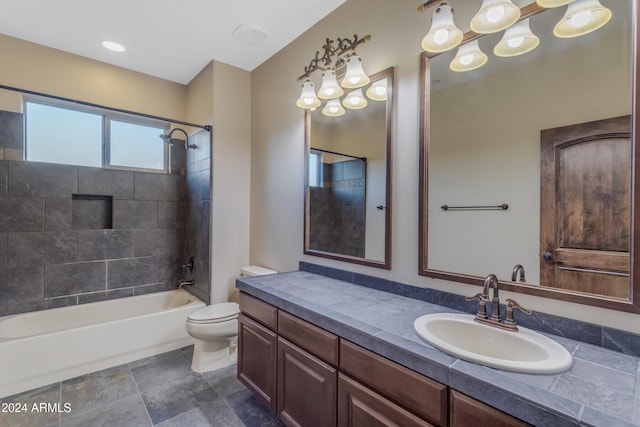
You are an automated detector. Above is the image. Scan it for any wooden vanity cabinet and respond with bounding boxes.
[338,373,435,427]
[449,390,531,427]
[237,314,277,409]
[238,292,531,427]
[340,340,448,427]
[237,293,279,409]
[278,337,337,426]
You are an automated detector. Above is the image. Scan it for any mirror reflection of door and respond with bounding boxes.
[540,115,631,299]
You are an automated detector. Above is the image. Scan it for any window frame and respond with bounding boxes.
[24,96,171,173]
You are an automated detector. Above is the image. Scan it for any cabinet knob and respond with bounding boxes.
[543,252,554,262]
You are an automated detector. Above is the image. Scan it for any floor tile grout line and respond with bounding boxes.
[128,365,155,427]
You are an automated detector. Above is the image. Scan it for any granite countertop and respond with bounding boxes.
[236,271,640,427]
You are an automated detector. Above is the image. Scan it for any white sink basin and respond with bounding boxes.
[414,313,572,374]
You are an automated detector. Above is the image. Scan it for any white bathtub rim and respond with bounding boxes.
[0,289,203,341]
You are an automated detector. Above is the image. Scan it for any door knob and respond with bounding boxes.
[543,252,554,261]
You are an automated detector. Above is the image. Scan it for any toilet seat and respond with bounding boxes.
[188,302,239,324]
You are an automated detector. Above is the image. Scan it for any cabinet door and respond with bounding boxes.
[450,390,531,427]
[338,374,434,427]
[238,314,277,410]
[277,337,337,427]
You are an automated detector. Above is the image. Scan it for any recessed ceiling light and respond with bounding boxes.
[102,40,126,52]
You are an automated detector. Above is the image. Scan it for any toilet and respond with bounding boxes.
[186,265,277,372]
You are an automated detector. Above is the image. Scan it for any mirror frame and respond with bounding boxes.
[418,3,640,313]
[304,67,394,270]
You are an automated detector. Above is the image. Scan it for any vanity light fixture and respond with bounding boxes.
[322,99,346,116]
[102,40,126,52]
[450,40,488,72]
[494,19,540,57]
[419,0,611,73]
[295,34,371,110]
[419,1,464,53]
[317,70,344,100]
[553,0,612,38]
[536,0,575,7]
[366,78,388,101]
[343,88,368,110]
[341,54,371,89]
[296,79,322,109]
[470,0,521,34]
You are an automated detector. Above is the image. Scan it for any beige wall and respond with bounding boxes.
[186,61,252,304]
[250,0,640,333]
[0,34,186,119]
[211,62,252,303]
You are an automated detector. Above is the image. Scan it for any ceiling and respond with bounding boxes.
[0,0,346,85]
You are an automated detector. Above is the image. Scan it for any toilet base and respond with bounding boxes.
[190,338,237,373]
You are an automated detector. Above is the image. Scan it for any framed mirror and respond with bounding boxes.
[304,67,393,269]
[419,1,640,312]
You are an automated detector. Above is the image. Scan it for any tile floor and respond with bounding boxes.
[0,346,283,427]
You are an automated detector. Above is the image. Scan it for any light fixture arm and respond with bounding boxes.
[417,0,444,12]
[296,34,371,81]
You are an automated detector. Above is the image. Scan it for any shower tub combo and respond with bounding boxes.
[0,289,204,398]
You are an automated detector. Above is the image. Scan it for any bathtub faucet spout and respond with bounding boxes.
[178,279,194,289]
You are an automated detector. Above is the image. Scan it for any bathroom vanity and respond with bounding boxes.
[235,271,640,426]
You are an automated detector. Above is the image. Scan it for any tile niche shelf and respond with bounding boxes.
[71,194,113,230]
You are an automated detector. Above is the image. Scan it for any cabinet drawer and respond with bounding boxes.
[338,374,434,427]
[278,310,339,366]
[339,340,447,426]
[239,292,277,330]
[450,390,531,427]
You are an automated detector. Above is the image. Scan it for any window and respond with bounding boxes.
[25,99,169,172]
[309,150,323,187]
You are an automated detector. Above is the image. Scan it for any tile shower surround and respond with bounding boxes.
[0,110,212,315]
[308,159,366,257]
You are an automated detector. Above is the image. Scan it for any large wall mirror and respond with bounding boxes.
[419,1,640,312]
[305,67,393,269]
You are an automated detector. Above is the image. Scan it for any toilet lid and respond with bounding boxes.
[188,302,239,323]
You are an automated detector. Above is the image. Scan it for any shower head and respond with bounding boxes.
[159,134,174,145]
[158,127,197,150]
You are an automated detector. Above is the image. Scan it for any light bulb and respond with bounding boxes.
[507,36,524,48]
[460,54,474,66]
[571,10,592,28]
[486,6,505,23]
[434,29,449,45]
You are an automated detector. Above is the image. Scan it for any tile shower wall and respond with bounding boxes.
[309,159,366,257]
[180,130,211,304]
[0,110,211,315]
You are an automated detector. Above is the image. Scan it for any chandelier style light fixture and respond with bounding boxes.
[418,0,612,72]
[295,34,386,116]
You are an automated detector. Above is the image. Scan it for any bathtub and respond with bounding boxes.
[0,289,205,398]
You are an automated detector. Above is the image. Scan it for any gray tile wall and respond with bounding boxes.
[179,131,211,304]
[0,111,211,315]
[309,159,366,257]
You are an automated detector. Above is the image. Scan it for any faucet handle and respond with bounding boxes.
[504,298,533,327]
[464,293,484,302]
[465,293,488,319]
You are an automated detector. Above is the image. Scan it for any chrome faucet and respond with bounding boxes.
[511,264,526,282]
[178,279,194,289]
[465,273,532,331]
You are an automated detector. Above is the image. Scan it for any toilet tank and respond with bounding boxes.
[241,265,278,277]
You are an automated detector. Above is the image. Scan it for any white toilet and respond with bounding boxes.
[186,265,277,372]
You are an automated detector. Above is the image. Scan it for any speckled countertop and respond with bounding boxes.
[236,271,640,427]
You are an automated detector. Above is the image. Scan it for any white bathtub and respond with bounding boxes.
[0,289,205,398]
